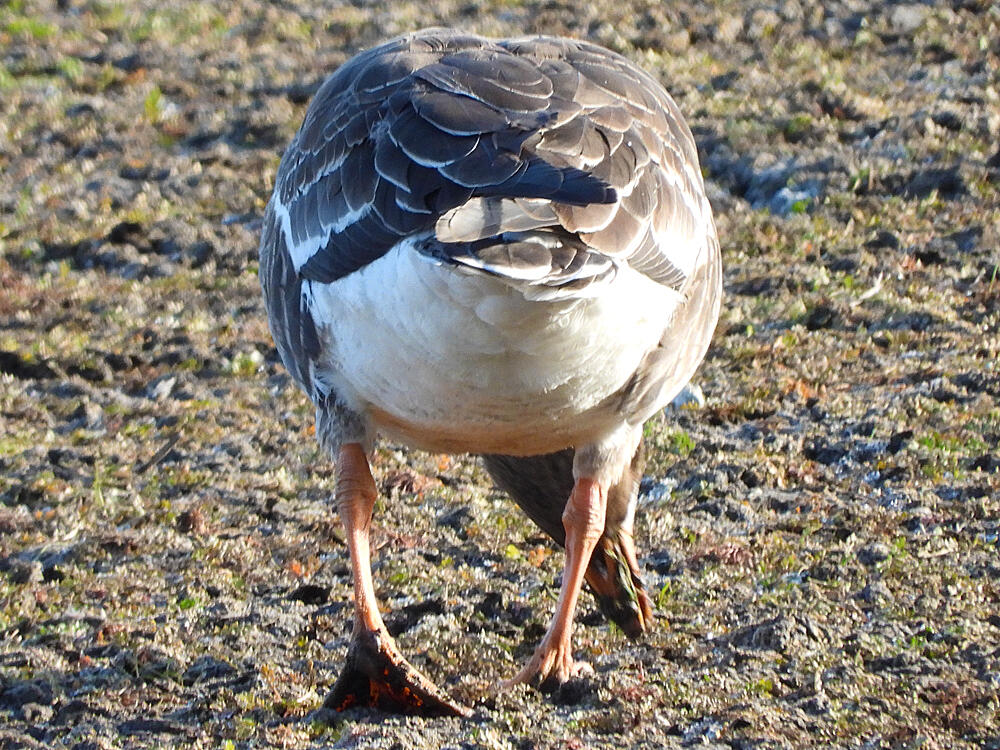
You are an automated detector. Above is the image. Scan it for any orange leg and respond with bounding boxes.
[323,443,472,717]
[509,477,607,689]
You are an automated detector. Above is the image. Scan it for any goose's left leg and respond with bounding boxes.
[323,443,472,717]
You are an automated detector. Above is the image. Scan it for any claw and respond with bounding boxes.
[324,628,473,717]
[503,635,593,693]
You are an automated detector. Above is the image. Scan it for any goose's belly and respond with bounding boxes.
[308,245,681,455]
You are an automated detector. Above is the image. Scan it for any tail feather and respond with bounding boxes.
[482,442,652,638]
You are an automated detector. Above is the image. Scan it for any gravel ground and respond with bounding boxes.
[2,1,999,748]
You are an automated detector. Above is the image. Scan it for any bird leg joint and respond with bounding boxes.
[562,477,606,548]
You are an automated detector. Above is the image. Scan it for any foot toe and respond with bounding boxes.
[507,637,592,693]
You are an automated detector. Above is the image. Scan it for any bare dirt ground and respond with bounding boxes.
[2,1,999,748]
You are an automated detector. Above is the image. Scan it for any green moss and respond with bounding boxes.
[666,429,696,456]
[3,15,57,40]
[143,85,163,124]
[783,112,814,140]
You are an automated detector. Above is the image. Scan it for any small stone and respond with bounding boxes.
[746,7,781,40]
[888,430,913,454]
[714,16,743,44]
[740,468,762,489]
[667,28,691,51]
[0,680,54,708]
[52,699,91,725]
[549,677,593,705]
[889,4,927,34]
[645,549,673,574]
[931,111,962,132]
[669,383,706,409]
[287,583,330,606]
[106,220,144,245]
[856,580,893,605]
[182,656,237,686]
[803,438,847,466]
[857,542,891,566]
[8,561,43,585]
[145,375,177,401]
[800,691,831,714]
[20,702,53,724]
[866,230,900,250]
[971,454,1000,473]
[805,304,839,331]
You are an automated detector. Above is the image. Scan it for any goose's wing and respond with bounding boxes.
[264,30,714,293]
[267,30,616,286]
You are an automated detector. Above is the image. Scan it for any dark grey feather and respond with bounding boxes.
[411,89,518,135]
[316,173,349,228]
[425,230,617,298]
[439,49,553,97]
[414,61,550,113]
[389,106,480,167]
[438,140,524,187]
[373,132,413,190]
[341,143,378,212]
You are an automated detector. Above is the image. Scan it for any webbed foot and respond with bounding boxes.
[324,628,472,717]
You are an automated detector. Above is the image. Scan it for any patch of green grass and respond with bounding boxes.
[0,63,16,91]
[789,198,811,214]
[144,85,163,124]
[307,719,344,742]
[749,676,776,696]
[3,14,57,40]
[917,430,987,456]
[275,16,313,42]
[655,581,674,610]
[0,431,38,457]
[229,351,263,376]
[666,429,696,456]
[783,113,813,140]
[95,62,118,92]
[108,4,229,43]
[56,56,84,83]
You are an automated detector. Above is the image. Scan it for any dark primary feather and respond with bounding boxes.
[268,29,710,291]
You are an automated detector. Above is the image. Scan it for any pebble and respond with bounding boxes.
[889,4,928,34]
[857,542,891,566]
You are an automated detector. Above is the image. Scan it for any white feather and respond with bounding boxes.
[306,237,681,455]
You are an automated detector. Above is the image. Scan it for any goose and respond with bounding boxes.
[259,28,722,717]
